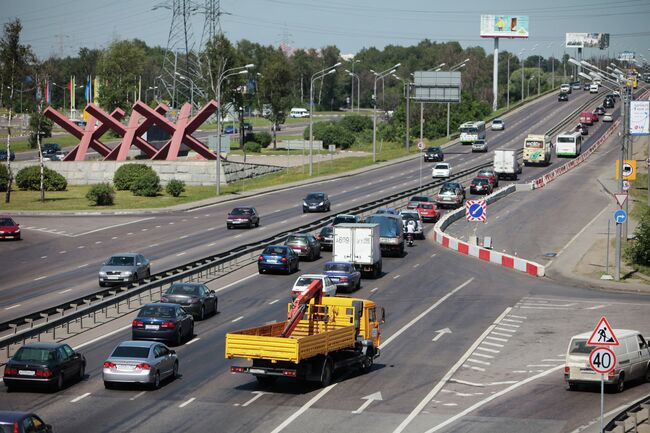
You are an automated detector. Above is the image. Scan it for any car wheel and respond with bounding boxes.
[565,381,577,391]
[214,299,218,314]
[78,363,85,381]
[199,306,205,321]
[172,361,179,379]
[188,323,194,340]
[152,372,161,389]
[320,358,333,388]
[132,273,139,284]
[258,268,264,274]
[360,354,374,374]
[104,381,114,390]
[355,279,361,291]
[175,329,183,346]
[99,281,106,287]
[227,225,232,230]
[614,374,625,393]
[54,373,64,392]
[255,220,259,227]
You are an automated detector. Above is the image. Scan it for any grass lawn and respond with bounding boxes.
[7,135,87,153]
[625,172,650,279]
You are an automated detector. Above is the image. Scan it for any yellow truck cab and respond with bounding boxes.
[226,296,384,387]
[523,133,552,166]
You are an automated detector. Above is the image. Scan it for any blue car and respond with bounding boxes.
[323,261,361,292]
[258,245,299,274]
[132,303,194,346]
[223,125,238,134]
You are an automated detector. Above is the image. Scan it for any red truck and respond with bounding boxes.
[579,111,597,125]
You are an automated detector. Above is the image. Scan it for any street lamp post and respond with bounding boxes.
[446,60,468,138]
[507,53,511,109]
[310,62,341,176]
[175,73,195,114]
[520,49,526,101]
[145,86,158,103]
[372,63,401,163]
[349,59,360,111]
[392,74,410,151]
[528,76,535,98]
[345,69,360,113]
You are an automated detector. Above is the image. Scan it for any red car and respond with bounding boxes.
[414,202,439,222]
[0,215,21,240]
[475,168,498,188]
[469,177,494,195]
[579,111,596,125]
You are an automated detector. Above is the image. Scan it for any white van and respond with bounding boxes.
[565,329,650,392]
[290,108,310,118]
[560,84,571,94]
[589,83,599,93]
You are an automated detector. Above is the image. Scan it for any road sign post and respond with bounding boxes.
[418,141,424,189]
[465,200,487,222]
[587,317,619,433]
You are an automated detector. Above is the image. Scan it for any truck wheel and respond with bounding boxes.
[360,355,374,374]
[565,381,577,391]
[256,376,276,387]
[320,358,333,387]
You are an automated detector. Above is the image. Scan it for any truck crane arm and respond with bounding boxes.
[281,279,323,338]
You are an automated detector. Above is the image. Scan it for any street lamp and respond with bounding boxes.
[520,49,527,101]
[310,62,341,176]
[215,63,254,194]
[445,61,467,138]
[345,69,360,113]
[348,59,360,111]
[372,63,400,163]
[527,76,535,98]
[392,73,411,151]
[145,86,158,103]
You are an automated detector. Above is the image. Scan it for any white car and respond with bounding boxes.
[399,210,424,239]
[603,113,613,122]
[471,139,488,153]
[432,163,452,178]
[491,119,505,131]
[291,274,337,299]
[589,84,599,94]
[612,90,620,97]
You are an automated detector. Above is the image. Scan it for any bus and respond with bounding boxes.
[523,133,552,165]
[555,131,582,158]
[459,121,486,145]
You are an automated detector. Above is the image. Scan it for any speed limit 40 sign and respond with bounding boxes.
[589,347,617,374]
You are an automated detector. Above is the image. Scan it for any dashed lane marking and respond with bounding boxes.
[179,235,188,239]
[471,353,494,359]
[74,217,155,237]
[527,364,556,368]
[494,327,516,333]
[482,341,504,348]
[449,379,518,387]
[59,251,67,254]
[393,275,400,279]
[371,288,378,292]
[148,244,159,248]
[4,304,20,310]
[130,391,146,401]
[176,252,186,257]
[585,304,607,310]
[207,242,216,247]
[491,331,513,338]
[232,316,244,322]
[34,276,47,281]
[77,263,89,268]
[111,237,118,240]
[127,233,134,236]
[178,397,196,408]
[486,336,508,342]
[466,358,491,365]
[70,393,91,403]
[269,299,279,305]
[78,246,85,249]
[186,337,200,346]
[41,256,47,259]
[462,365,486,372]
[476,346,500,353]
[59,289,72,294]
[95,241,102,244]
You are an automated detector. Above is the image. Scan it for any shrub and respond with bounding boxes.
[0,164,9,192]
[625,210,650,267]
[340,115,372,133]
[113,164,154,190]
[15,166,67,191]
[166,179,185,197]
[86,183,115,206]
[130,170,161,197]
[252,131,272,148]
[244,141,262,153]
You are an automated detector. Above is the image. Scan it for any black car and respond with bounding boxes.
[0,149,15,161]
[0,411,52,433]
[317,225,334,251]
[285,233,321,261]
[242,122,253,131]
[3,342,86,392]
[132,303,194,346]
[332,214,360,225]
[42,143,61,156]
[576,123,589,135]
[603,97,615,109]
[302,192,330,213]
[558,92,569,102]
[595,106,606,115]
[423,146,444,162]
[161,282,218,320]
[226,206,260,229]
[583,83,590,91]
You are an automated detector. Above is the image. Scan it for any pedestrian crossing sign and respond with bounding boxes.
[587,316,620,346]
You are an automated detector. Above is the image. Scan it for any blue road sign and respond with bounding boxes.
[469,203,484,219]
[614,209,627,224]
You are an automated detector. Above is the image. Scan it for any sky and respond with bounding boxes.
[1,0,649,62]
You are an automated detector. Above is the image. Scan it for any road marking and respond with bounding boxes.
[467,358,491,365]
[477,346,500,353]
[371,287,378,292]
[77,263,89,269]
[193,216,199,219]
[381,278,474,350]
[235,234,242,238]
[430,253,437,258]
[585,304,606,310]
[442,403,458,407]
[392,306,511,433]
[41,256,47,259]
[508,314,527,319]
[207,227,216,231]
[471,352,494,359]
[186,337,200,346]
[78,246,85,249]
[491,331,512,337]
[501,318,523,323]
[156,225,161,228]
[59,289,72,294]
[269,385,337,433]
[59,250,67,254]
[269,299,279,305]
[242,391,269,407]
[34,276,47,281]
[393,275,400,279]
[449,379,518,387]
[232,316,244,322]
[207,242,216,247]
[441,390,480,397]
[413,263,420,268]
[4,304,21,310]
[70,393,91,403]
[179,235,188,239]
[169,222,175,225]
[73,324,132,350]
[486,336,508,342]
[494,326,516,333]
[141,229,148,232]
[111,236,118,240]
[176,252,186,256]
[215,273,258,293]
[95,241,102,244]
[130,391,146,401]
[496,322,519,328]
[462,365,486,372]
[148,244,159,248]
[178,397,196,408]
[74,217,155,237]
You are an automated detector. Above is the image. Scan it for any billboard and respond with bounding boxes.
[630,101,649,136]
[619,51,636,62]
[565,33,610,49]
[412,71,461,103]
[480,15,529,38]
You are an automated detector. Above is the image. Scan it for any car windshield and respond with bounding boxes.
[230,208,252,215]
[320,226,333,235]
[474,140,485,145]
[410,196,428,202]
[478,170,493,177]
[106,256,135,266]
[167,284,201,296]
[376,208,395,214]
[440,185,456,193]
[263,246,287,255]
[569,339,596,355]
[296,277,319,286]
[138,306,176,318]
[13,347,56,362]
[0,218,15,226]
[401,212,418,220]
[324,263,351,272]
[286,235,307,243]
[419,204,434,209]
[434,164,448,170]
[473,178,489,185]
[333,215,356,224]
[493,120,502,124]
[426,147,440,153]
[111,346,150,358]
[305,193,324,201]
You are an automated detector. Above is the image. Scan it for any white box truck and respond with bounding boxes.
[493,149,521,180]
[333,223,383,278]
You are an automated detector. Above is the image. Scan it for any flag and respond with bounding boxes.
[93,77,99,105]
[85,76,91,104]
[72,76,76,110]
[45,79,51,105]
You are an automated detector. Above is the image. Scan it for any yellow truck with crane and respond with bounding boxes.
[225,280,384,387]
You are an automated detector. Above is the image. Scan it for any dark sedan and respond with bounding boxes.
[470,177,494,195]
[0,149,15,161]
[558,92,569,102]
[302,192,330,213]
[161,282,218,320]
[258,245,299,274]
[0,215,21,240]
[423,146,444,162]
[332,214,359,225]
[3,342,85,392]
[323,261,361,292]
[132,303,194,346]
[285,233,321,261]
[317,226,334,251]
[595,106,606,115]
[226,206,260,229]
[0,411,52,433]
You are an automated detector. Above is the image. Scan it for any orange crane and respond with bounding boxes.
[281,279,323,337]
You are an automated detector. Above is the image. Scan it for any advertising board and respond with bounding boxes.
[565,33,610,49]
[630,100,650,136]
[480,15,529,38]
[412,71,461,103]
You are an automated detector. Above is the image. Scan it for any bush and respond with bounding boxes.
[0,164,9,192]
[340,115,372,133]
[130,170,161,197]
[252,131,272,148]
[166,179,185,197]
[625,211,650,267]
[244,141,262,153]
[15,166,67,191]
[113,164,154,190]
[86,183,115,206]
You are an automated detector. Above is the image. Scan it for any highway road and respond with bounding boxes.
[0,89,598,323]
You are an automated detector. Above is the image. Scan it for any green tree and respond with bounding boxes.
[28,110,52,148]
[260,51,293,148]
[97,40,146,112]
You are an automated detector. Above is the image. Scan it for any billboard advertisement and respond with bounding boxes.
[565,33,610,49]
[412,71,461,103]
[480,15,529,38]
[619,51,636,62]
[630,101,649,136]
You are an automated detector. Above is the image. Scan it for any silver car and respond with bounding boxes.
[99,252,151,286]
[103,341,178,389]
[471,139,488,153]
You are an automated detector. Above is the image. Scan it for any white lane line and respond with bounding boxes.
[496,323,520,328]
[156,225,161,228]
[430,253,436,258]
[130,391,147,401]
[4,304,21,310]
[422,366,564,433]
[235,234,242,238]
[269,385,337,433]
[179,235,188,239]
[494,327,516,333]
[34,276,47,281]
[391,306,511,433]
[413,263,420,268]
[178,397,196,408]
[440,390,480,397]
[215,273,258,293]
[95,241,102,244]
[269,299,279,305]
[508,314,527,319]
[449,379,517,387]
[169,222,175,225]
[70,393,91,403]
[462,365,486,372]
[466,358,491,365]
[77,263,89,269]
[471,353,494,359]
[75,217,155,237]
[585,304,607,310]
[242,391,269,407]
[148,244,159,248]
[207,242,216,247]
[486,336,508,342]
[442,403,458,407]
[59,250,67,254]
[381,278,474,350]
[141,229,148,232]
[476,346,500,353]
[393,275,400,279]
[78,246,85,249]
[207,227,216,231]
[73,324,132,350]
[371,287,378,292]
[501,318,523,323]
[186,337,200,346]
[59,289,72,294]
[111,236,118,240]
[41,256,47,259]
[232,316,244,322]
[176,252,186,257]
[491,331,513,337]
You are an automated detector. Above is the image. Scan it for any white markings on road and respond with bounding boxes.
[207,242,216,247]
[462,365,486,372]
[34,276,47,281]
[95,241,102,244]
[59,289,72,294]
[542,359,565,362]
[74,217,155,237]
[491,331,512,338]
[215,273,258,293]
[442,403,458,407]
[169,222,174,225]
[179,235,188,239]
[471,352,494,359]
[242,391,269,407]
[494,326,516,333]
[234,234,242,238]
[413,263,420,268]
[466,358,491,365]
[393,275,400,279]
[371,287,378,292]
[77,263,89,269]
[141,228,148,232]
[130,391,146,401]
[449,379,517,387]
[41,256,47,259]
[186,337,200,346]
[111,237,118,240]
[280,219,287,224]
[156,225,161,228]
[585,304,607,310]
[4,304,21,310]
[496,322,519,328]
[482,341,504,348]
[269,299,279,305]
[508,314,527,319]
[148,244,159,248]
[432,328,452,342]
[78,246,85,249]
[59,250,67,254]
[207,227,216,231]
[70,393,91,403]
[178,397,196,408]
[232,316,244,322]
[431,253,437,258]
[441,390,482,397]
[176,252,186,257]
[476,346,500,353]
[351,392,383,414]
[269,384,337,433]
[501,318,523,323]
[486,336,508,342]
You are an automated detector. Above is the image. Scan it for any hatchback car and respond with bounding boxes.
[0,411,52,433]
[291,274,337,298]
[242,122,253,131]
[0,149,15,161]
[258,245,299,274]
[223,125,237,134]
[317,225,334,251]
[332,214,360,225]
[431,163,452,178]
[576,123,589,136]
[491,119,505,131]
[285,233,321,261]
[322,261,361,292]
[399,210,424,239]
[423,146,444,162]
[226,206,260,229]
[436,182,465,209]
[132,303,194,346]
[3,342,85,392]
[406,195,434,209]
[42,143,61,155]
[161,282,218,320]
[603,112,614,122]
[470,177,494,195]
[595,106,606,115]
[0,215,21,240]
[302,192,330,213]
[583,83,591,91]
[603,97,615,109]
[558,92,569,102]
[99,253,151,286]
[476,168,498,187]
[471,139,488,153]
[414,202,439,222]
[103,341,178,390]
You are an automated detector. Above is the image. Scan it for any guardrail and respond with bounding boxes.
[605,394,650,432]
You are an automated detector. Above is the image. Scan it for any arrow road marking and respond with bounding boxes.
[432,328,452,342]
[242,391,269,407]
[352,392,383,414]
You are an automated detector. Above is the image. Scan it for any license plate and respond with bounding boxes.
[292,248,301,253]
[145,324,160,330]
[116,364,134,371]
[580,368,596,374]
[19,370,35,376]
[107,276,120,280]
[249,368,265,375]
[267,259,277,263]
[309,206,317,209]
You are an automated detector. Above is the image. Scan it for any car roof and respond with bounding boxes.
[0,411,32,422]
[109,252,140,257]
[19,342,66,350]
[324,261,353,266]
[141,302,179,309]
[170,282,202,287]
[335,213,355,218]
[115,340,158,348]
